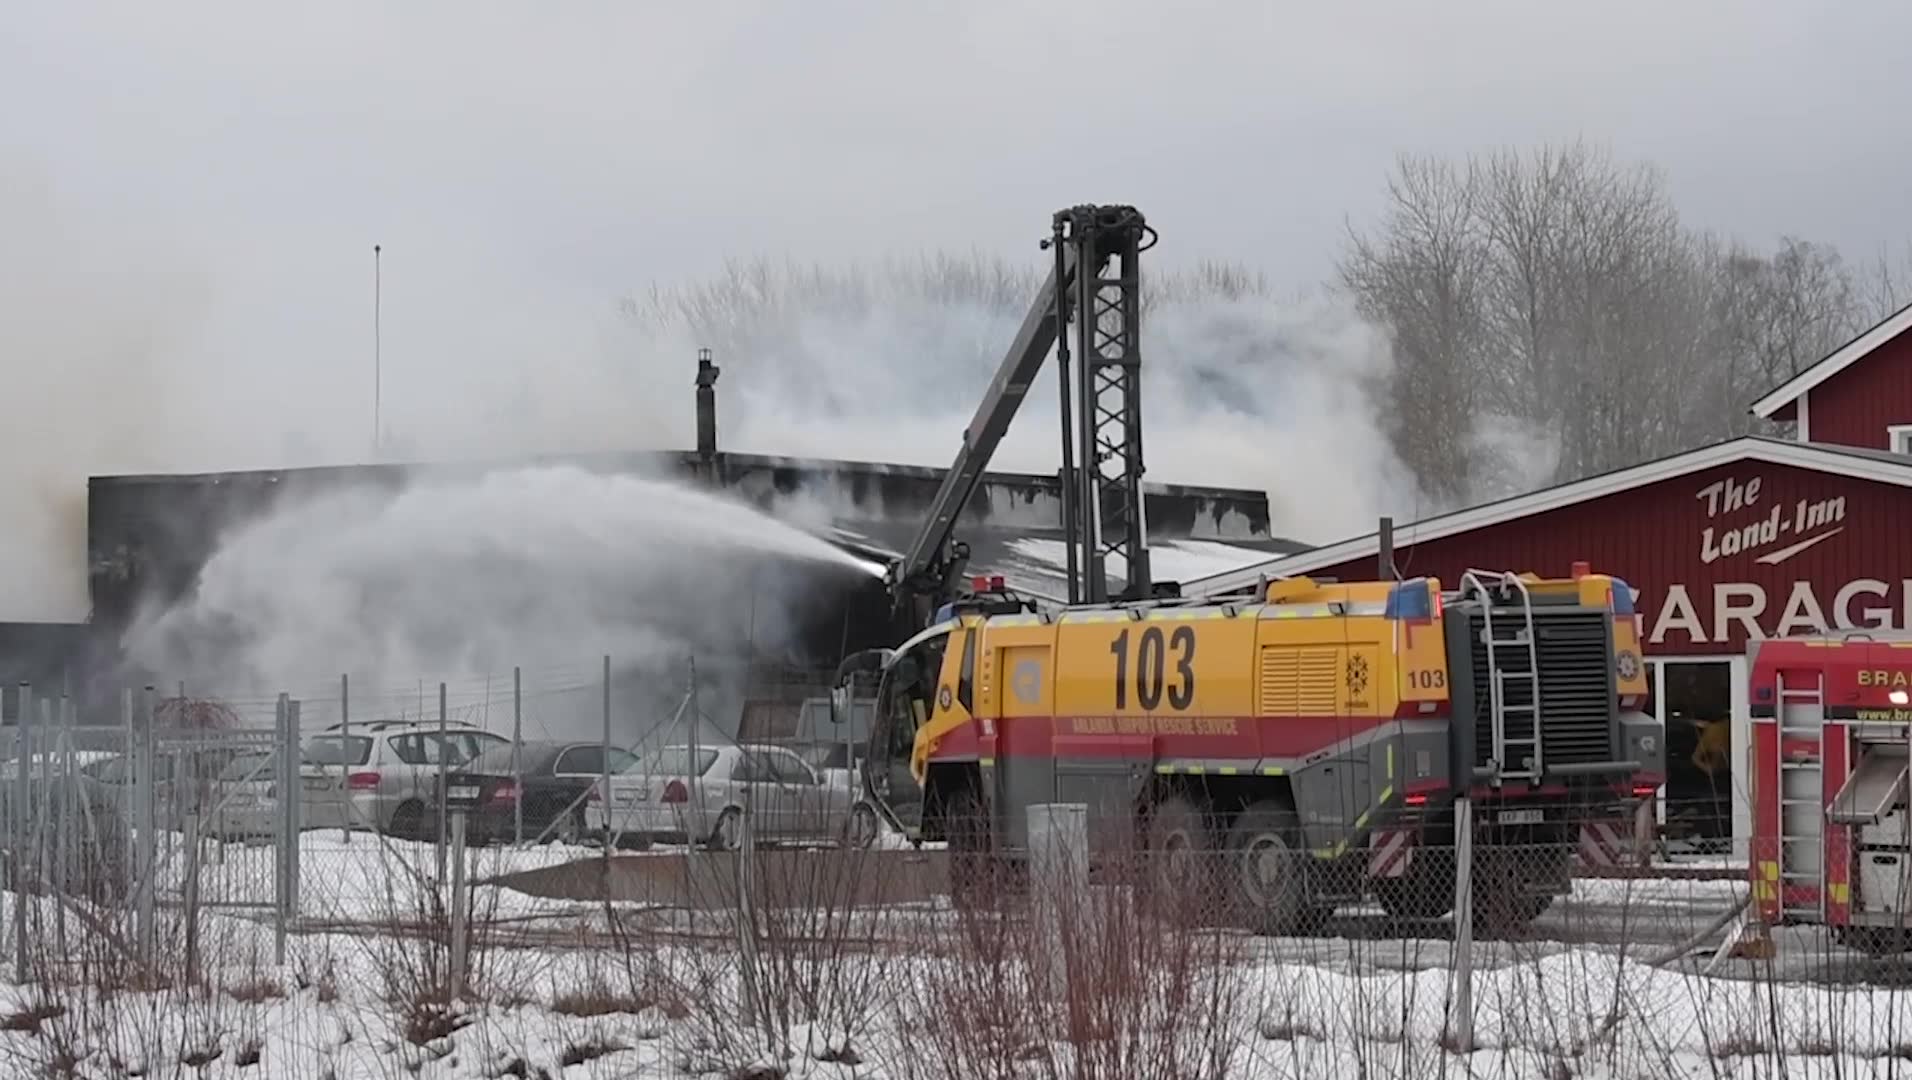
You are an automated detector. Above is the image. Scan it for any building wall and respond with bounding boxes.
[1774,332,1912,450]
[1304,459,1912,655]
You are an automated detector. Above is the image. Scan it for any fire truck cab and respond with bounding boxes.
[1748,634,1912,952]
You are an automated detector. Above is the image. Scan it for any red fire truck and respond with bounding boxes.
[1747,634,1911,952]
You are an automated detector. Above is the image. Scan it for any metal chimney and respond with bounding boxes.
[695,348,720,462]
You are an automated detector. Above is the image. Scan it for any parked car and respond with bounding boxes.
[782,739,880,848]
[298,720,510,839]
[594,742,858,850]
[0,769,129,904]
[203,748,281,842]
[79,747,254,833]
[436,740,635,845]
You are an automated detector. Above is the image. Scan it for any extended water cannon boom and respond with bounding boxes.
[887,204,1156,629]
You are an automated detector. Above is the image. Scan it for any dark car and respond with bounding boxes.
[436,741,636,846]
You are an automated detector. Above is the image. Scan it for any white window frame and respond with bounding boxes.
[1890,424,1912,456]
[1646,654,1750,863]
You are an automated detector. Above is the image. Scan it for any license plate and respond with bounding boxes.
[302,777,335,792]
[447,786,479,801]
[1499,808,1544,826]
[613,789,642,803]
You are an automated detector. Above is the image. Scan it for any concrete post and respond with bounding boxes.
[436,682,449,885]
[137,686,157,966]
[287,699,302,916]
[1448,797,1476,1054]
[339,674,352,844]
[735,797,761,1033]
[450,810,469,999]
[512,667,523,847]
[183,808,202,986]
[274,693,290,966]
[12,686,33,980]
[1028,803,1089,1000]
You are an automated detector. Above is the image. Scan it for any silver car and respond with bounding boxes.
[203,749,280,841]
[299,721,510,839]
[596,742,857,850]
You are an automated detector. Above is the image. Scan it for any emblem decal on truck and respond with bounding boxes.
[1616,650,1640,681]
[1012,661,1042,704]
[1346,654,1370,698]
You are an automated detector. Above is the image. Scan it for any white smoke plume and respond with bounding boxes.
[11,193,1425,733]
[621,258,1426,542]
[119,463,884,733]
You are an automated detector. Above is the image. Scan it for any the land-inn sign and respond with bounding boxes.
[1642,472,1883,648]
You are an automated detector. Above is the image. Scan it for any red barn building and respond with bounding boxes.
[1189,302,1912,861]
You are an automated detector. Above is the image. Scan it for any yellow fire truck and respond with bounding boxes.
[836,569,1664,933]
[832,205,1664,933]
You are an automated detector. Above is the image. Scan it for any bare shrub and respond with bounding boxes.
[884,811,1264,1080]
[602,813,909,1076]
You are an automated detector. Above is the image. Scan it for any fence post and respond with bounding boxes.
[119,689,134,894]
[734,796,761,1035]
[512,667,523,847]
[34,700,52,910]
[339,674,351,844]
[436,682,448,886]
[287,699,303,918]
[601,657,613,862]
[449,809,469,999]
[183,807,202,986]
[274,693,290,966]
[138,686,157,967]
[688,656,702,810]
[13,684,34,981]
[1448,797,1476,1054]
[1028,802,1088,1002]
[52,699,72,951]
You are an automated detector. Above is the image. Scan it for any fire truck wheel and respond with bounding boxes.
[1224,801,1311,936]
[944,788,996,910]
[1141,793,1212,914]
[1467,854,1551,937]
[706,808,742,852]
[845,803,880,850]
[1373,850,1457,922]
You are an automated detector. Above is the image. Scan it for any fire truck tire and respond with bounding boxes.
[1140,793,1212,913]
[1373,849,1457,922]
[706,808,742,852]
[944,787,995,910]
[844,803,880,850]
[1223,801,1314,936]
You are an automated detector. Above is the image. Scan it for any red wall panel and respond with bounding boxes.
[1800,333,1912,450]
[1309,460,1912,655]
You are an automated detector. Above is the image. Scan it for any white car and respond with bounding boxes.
[595,742,857,850]
[298,720,510,839]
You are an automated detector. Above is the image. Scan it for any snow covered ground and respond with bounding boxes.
[2,841,1908,1079]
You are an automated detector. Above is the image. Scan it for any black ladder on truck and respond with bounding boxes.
[1460,570,1544,785]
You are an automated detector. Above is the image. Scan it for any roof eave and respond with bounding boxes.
[1748,302,1912,419]
[1184,436,1912,596]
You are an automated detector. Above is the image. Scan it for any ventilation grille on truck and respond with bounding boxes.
[1468,611,1615,769]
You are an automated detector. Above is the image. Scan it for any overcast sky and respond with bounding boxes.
[2,1,1909,620]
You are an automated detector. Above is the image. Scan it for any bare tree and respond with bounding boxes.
[1340,141,1883,499]
[1857,239,1912,324]
[1337,154,1491,504]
